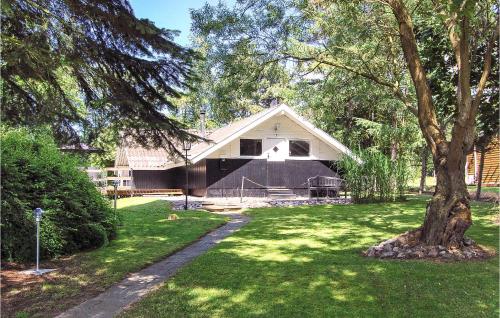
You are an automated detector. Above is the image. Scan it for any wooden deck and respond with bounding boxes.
[106,188,183,197]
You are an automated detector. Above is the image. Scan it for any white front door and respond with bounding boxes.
[264,138,286,161]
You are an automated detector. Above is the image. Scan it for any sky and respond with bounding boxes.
[129,0,223,47]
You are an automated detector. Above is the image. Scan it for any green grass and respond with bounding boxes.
[121,197,499,318]
[4,197,226,318]
[468,186,500,194]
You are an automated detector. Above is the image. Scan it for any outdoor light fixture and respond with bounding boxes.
[112,180,119,222]
[21,208,56,276]
[183,140,192,210]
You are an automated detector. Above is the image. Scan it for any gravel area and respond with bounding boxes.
[166,196,351,210]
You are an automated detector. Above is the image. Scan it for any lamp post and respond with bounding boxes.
[20,208,56,276]
[183,140,191,210]
[34,208,43,274]
[112,180,119,221]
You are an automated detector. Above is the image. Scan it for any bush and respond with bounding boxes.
[339,149,412,203]
[1,127,117,262]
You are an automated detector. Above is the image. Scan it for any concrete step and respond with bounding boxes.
[202,204,243,212]
[267,188,294,194]
[269,193,296,199]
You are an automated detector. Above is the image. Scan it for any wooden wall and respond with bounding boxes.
[132,170,172,189]
[200,159,340,197]
[132,159,341,197]
[466,138,500,185]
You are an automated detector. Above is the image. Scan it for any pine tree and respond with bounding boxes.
[2,0,199,153]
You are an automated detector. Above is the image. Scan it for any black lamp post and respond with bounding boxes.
[112,180,119,221]
[183,140,191,210]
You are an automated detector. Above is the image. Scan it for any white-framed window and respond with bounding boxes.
[289,140,310,157]
[240,139,262,156]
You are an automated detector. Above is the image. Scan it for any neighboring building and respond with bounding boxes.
[466,137,500,186]
[113,104,356,197]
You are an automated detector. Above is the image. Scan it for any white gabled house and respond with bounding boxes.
[113,104,356,197]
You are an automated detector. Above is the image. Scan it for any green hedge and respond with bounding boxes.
[1,127,117,262]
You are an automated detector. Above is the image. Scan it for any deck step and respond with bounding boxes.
[202,204,243,212]
[267,187,295,199]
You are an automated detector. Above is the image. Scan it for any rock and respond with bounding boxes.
[367,248,376,257]
[428,249,438,257]
[397,252,405,258]
[438,245,445,250]
[439,250,446,256]
[413,250,424,258]
[385,238,398,245]
[463,238,474,246]
[393,246,399,252]
[384,244,393,252]
[403,244,410,249]
[381,251,394,258]
[463,251,472,258]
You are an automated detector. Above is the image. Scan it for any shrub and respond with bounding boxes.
[1,127,117,261]
[339,149,412,203]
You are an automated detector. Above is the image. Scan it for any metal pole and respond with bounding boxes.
[114,183,118,218]
[240,177,245,203]
[36,219,40,273]
[185,149,188,210]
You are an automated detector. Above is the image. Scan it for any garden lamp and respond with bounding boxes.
[183,140,191,210]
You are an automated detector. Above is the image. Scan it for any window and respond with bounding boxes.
[240,139,262,156]
[289,140,310,157]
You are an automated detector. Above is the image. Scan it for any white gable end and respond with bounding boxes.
[205,109,344,161]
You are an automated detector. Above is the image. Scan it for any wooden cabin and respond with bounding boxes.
[112,104,357,197]
[466,137,500,186]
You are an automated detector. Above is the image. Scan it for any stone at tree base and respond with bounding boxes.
[428,248,438,257]
[383,244,393,252]
[463,237,475,246]
[363,228,495,261]
[381,251,394,258]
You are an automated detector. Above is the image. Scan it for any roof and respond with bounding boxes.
[60,143,103,154]
[188,107,277,159]
[115,104,357,169]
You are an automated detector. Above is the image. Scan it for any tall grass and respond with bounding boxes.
[339,149,411,203]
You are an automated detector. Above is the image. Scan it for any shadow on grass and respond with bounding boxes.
[2,198,226,318]
[121,197,499,318]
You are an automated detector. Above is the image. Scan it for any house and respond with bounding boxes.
[466,137,500,186]
[113,104,355,197]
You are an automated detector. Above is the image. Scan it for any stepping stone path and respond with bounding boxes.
[56,213,249,318]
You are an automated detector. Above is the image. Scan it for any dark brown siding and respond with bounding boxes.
[132,170,172,189]
[201,159,339,197]
[133,159,340,197]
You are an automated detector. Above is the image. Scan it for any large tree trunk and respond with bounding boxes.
[421,148,472,248]
[419,147,428,194]
[385,0,497,249]
[475,147,486,200]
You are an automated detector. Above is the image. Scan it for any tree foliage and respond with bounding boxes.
[189,0,422,160]
[2,0,200,153]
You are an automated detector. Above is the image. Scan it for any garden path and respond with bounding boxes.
[56,212,250,318]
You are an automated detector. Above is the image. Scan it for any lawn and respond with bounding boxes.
[121,197,499,318]
[2,197,226,318]
[468,185,500,195]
